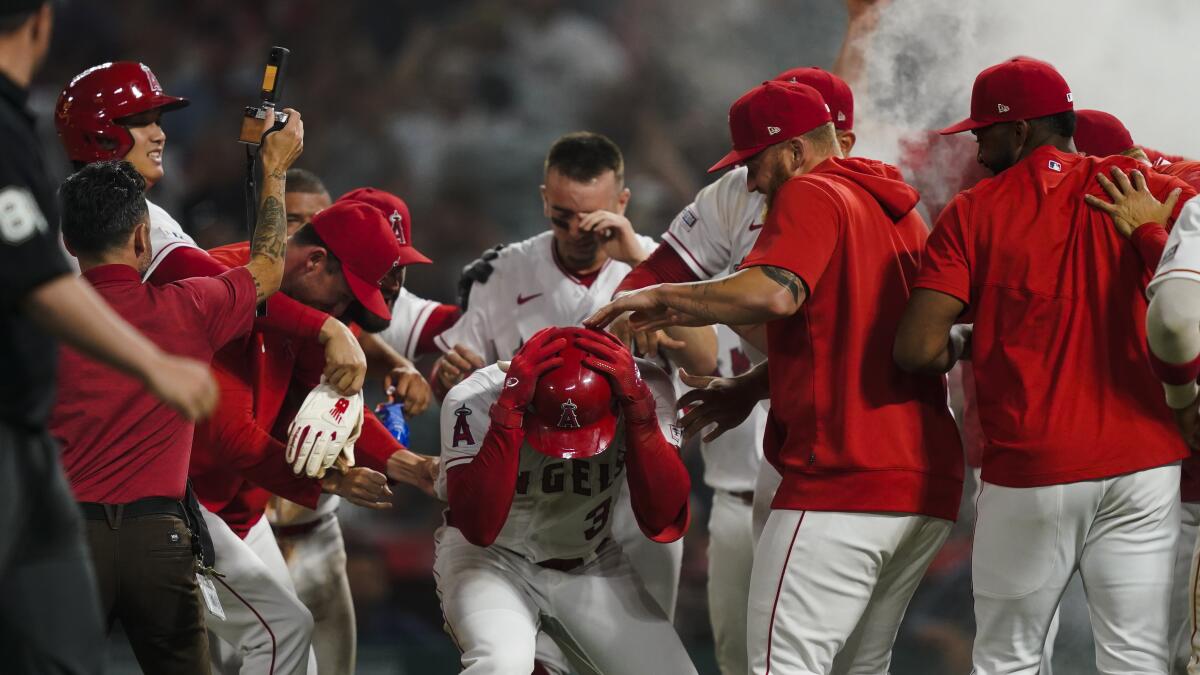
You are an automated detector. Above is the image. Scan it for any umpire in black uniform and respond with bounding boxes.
[0,2,221,672]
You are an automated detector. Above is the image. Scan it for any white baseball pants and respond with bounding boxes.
[276,514,355,675]
[203,508,316,675]
[972,464,1181,675]
[1175,502,1200,675]
[708,490,756,675]
[748,509,951,675]
[752,462,782,542]
[433,526,698,675]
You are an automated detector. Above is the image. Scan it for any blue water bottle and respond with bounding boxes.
[375,402,410,446]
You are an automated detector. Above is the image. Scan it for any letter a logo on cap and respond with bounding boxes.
[767,126,781,136]
[997,103,1011,114]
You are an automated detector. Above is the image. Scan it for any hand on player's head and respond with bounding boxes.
[497,329,568,410]
[675,368,759,443]
[576,329,646,401]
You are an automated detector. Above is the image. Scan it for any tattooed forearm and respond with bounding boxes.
[251,195,287,261]
[761,266,802,304]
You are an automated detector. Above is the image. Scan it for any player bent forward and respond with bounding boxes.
[433,327,698,675]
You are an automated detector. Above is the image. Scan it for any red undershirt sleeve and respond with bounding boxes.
[445,423,524,547]
[621,397,691,543]
[353,411,402,475]
[614,245,702,296]
[1131,224,1169,273]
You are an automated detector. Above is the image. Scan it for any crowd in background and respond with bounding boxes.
[31,1,1097,673]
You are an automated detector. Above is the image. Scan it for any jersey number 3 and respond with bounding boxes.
[583,496,613,541]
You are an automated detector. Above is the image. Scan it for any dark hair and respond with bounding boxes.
[290,223,341,268]
[1031,110,1076,139]
[60,160,148,255]
[0,9,37,36]
[285,168,328,196]
[544,131,624,184]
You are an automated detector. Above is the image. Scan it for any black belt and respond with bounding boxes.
[78,497,186,530]
[536,539,611,573]
[272,512,333,538]
[721,489,755,506]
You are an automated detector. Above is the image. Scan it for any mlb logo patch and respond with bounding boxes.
[1066,92,1074,103]
[669,425,683,446]
[1048,160,1062,172]
[680,207,698,228]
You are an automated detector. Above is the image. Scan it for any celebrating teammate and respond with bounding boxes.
[434,326,696,674]
[588,79,964,674]
[894,57,1195,674]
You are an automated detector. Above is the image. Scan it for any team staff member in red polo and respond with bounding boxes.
[587,81,963,675]
[48,145,299,670]
[894,57,1195,675]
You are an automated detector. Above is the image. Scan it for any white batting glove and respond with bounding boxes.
[286,381,364,478]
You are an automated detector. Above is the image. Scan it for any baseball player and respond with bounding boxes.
[267,184,444,675]
[429,131,716,673]
[1073,109,1200,675]
[608,67,854,673]
[895,57,1195,674]
[54,61,368,397]
[435,326,696,674]
[589,80,964,674]
[193,202,437,675]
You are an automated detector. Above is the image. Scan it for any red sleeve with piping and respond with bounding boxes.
[621,397,691,542]
[445,423,524,547]
[199,366,322,508]
[614,245,702,296]
[416,304,463,357]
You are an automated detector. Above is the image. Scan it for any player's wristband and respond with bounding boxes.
[489,403,525,429]
[622,393,657,425]
[1147,347,1200,386]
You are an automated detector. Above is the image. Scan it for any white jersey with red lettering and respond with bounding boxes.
[433,230,657,363]
[433,361,696,675]
[435,360,679,562]
[143,199,199,280]
[378,287,443,360]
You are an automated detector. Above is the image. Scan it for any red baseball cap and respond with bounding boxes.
[336,187,432,266]
[939,57,1073,135]
[709,81,832,173]
[309,201,403,321]
[773,67,854,130]
[1073,109,1135,157]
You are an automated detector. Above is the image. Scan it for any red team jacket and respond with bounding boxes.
[740,156,965,522]
[189,242,405,536]
[916,147,1196,488]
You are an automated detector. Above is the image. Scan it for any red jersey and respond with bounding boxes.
[916,146,1196,488]
[52,265,256,503]
[739,157,964,521]
[192,242,404,535]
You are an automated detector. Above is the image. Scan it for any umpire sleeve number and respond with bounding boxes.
[0,187,48,246]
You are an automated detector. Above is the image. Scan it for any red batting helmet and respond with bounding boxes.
[523,327,619,460]
[55,62,189,164]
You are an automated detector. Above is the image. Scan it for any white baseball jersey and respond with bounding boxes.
[667,167,770,493]
[378,287,443,360]
[1148,195,1200,298]
[143,199,198,280]
[436,361,680,563]
[663,166,766,280]
[701,326,767,493]
[433,230,657,363]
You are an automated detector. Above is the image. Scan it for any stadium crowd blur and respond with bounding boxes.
[32,1,1087,673]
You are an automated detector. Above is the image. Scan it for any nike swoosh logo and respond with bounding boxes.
[517,293,543,305]
[748,223,764,231]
